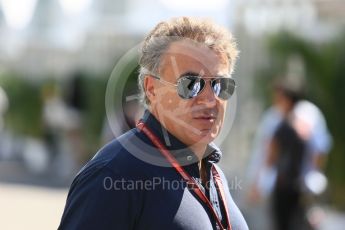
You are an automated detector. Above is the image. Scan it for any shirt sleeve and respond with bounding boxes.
[58,167,141,230]
[310,120,332,155]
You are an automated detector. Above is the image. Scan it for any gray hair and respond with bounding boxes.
[138,17,239,107]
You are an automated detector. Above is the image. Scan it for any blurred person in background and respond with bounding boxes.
[64,73,87,163]
[267,82,307,230]
[41,81,84,177]
[0,86,9,158]
[247,79,332,230]
[101,101,144,145]
[59,17,248,229]
[245,89,282,230]
[0,86,8,129]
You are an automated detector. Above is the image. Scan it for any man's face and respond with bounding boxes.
[146,41,230,147]
[273,89,293,115]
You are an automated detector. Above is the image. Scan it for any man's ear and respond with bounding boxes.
[144,75,156,103]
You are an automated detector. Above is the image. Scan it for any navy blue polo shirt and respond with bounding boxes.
[59,110,248,230]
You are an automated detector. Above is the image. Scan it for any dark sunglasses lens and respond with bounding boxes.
[212,78,235,100]
[177,76,205,99]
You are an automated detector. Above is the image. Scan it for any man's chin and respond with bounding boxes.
[190,129,218,144]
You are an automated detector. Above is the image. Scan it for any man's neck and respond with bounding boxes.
[189,144,208,185]
[189,144,207,161]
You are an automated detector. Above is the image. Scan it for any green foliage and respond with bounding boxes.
[0,73,109,160]
[81,75,108,156]
[0,75,43,137]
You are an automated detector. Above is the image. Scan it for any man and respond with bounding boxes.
[265,83,307,230]
[248,79,331,202]
[59,17,248,230]
[247,80,331,230]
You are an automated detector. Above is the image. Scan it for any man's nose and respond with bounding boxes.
[197,82,217,107]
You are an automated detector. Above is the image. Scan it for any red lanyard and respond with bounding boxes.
[137,121,232,230]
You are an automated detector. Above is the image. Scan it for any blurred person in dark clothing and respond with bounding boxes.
[64,73,86,163]
[266,81,314,230]
[248,78,332,230]
[266,81,306,230]
[247,80,304,205]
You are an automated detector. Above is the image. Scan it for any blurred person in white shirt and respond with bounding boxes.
[246,78,332,230]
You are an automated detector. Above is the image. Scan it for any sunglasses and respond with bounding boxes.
[150,74,236,100]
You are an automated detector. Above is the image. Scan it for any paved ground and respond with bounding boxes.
[0,160,71,230]
[0,183,68,230]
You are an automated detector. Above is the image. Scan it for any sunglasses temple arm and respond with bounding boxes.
[151,76,178,87]
[149,75,160,80]
[161,79,177,87]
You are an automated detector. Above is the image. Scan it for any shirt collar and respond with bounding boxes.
[140,110,222,165]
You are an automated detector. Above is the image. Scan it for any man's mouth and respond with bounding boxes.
[194,115,216,120]
[193,113,218,122]
[189,107,219,126]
